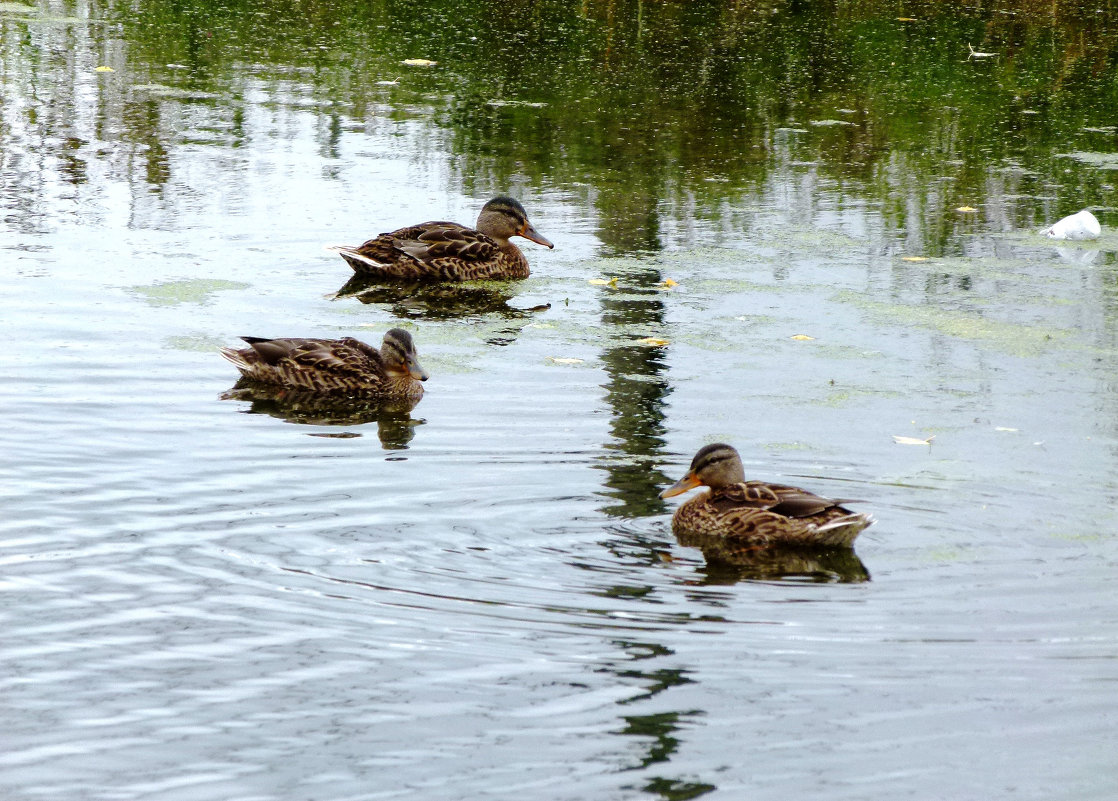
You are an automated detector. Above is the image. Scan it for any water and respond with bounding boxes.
[3,1,1118,799]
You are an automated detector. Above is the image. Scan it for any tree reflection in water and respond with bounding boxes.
[594,185,674,522]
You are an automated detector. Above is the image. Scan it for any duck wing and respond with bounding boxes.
[714,481,861,518]
[243,337,382,378]
[357,222,500,265]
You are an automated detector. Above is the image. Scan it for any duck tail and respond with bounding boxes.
[218,346,250,371]
[813,513,876,548]
[326,244,392,276]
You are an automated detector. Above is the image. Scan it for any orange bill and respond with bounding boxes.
[660,472,701,498]
[520,221,554,249]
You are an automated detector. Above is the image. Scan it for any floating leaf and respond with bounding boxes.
[401,58,437,66]
[896,16,917,21]
[660,278,678,288]
[956,206,978,213]
[94,65,114,73]
[549,357,584,365]
[588,277,619,287]
[901,256,928,262]
[637,337,669,346]
[893,434,935,445]
[790,334,815,341]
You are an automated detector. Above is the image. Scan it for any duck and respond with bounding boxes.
[219,328,428,400]
[660,443,874,548]
[331,196,554,281]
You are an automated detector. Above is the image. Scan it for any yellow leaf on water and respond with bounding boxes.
[790,334,815,341]
[956,206,978,213]
[401,58,437,66]
[637,337,669,346]
[901,256,928,262]
[549,357,584,365]
[896,16,918,21]
[589,277,619,287]
[94,66,115,73]
[893,435,935,445]
[660,278,678,288]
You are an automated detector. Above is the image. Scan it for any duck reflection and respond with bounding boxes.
[333,274,551,322]
[679,533,870,584]
[221,383,423,449]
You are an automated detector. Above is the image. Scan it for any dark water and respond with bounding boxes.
[3,1,1118,799]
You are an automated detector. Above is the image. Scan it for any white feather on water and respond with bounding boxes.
[1043,209,1101,240]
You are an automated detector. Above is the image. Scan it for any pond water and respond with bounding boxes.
[3,1,1118,799]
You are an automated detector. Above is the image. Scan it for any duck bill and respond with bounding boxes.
[406,355,430,381]
[660,472,701,498]
[520,222,554,249]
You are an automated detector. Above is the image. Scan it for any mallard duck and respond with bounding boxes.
[219,328,428,400]
[660,443,874,548]
[331,196,554,281]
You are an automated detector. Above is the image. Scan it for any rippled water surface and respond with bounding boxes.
[3,1,1118,798]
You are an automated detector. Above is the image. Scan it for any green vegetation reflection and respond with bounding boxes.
[4,0,1118,252]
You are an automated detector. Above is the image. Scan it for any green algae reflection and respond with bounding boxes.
[129,278,249,306]
[838,291,1071,356]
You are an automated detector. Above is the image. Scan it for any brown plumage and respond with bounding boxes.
[660,443,875,549]
[331,196,553,281]
[219,328,428,400]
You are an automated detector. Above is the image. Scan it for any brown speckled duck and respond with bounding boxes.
[661,443,875,548]
[219,328,428,400]
[331,196,553,281]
